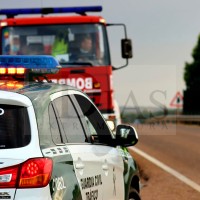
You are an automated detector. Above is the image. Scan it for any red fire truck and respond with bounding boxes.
[0,6,132,129]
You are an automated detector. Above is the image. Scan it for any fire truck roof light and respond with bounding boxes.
[0,6,102,16]
[0,55,61,69]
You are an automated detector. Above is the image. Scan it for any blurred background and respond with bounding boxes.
[1,0,200,118]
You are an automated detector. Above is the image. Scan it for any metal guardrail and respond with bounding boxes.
[145,115,200,124]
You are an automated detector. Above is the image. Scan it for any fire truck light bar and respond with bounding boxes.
[0,6,102,16]
[0,55,61,75]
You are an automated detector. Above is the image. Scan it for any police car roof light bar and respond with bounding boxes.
[0,55,60,69]
[0,6,102,17]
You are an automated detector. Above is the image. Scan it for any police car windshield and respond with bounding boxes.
[0,104,31,149]
[1,24,110,66]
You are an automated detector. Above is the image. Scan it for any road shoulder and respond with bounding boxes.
[128,148,200,200]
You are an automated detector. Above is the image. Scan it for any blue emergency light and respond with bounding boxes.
[0,55,61,75]
[0,6,102,17]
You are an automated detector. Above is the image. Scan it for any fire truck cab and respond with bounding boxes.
[0,6,132,129]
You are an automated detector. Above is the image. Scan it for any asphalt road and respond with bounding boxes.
[128,123,200,199]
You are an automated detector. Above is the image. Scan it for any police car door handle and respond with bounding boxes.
[75,163,84,170]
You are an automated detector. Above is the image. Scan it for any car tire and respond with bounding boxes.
[129,188,141,200]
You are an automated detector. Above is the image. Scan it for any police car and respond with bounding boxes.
[0,56,140,200]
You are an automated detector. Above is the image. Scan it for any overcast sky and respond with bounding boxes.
[1,0,200,108]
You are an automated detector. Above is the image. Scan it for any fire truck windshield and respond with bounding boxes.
[1,24,110,66]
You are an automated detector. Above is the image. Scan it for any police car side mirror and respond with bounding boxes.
[121,39,133,59]
[115,125,138,147]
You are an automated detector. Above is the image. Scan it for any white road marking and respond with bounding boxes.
[132,147,200,193]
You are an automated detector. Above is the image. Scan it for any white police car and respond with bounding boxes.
[0,56,140,200]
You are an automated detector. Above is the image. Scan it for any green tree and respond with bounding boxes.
[184,34,200,90]
[183,34,200,114]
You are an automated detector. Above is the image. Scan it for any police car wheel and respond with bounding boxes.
[129,188,141,200]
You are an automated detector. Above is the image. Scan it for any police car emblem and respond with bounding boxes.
[0,192,11,199]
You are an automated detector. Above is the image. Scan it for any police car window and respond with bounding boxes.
[49,103,62,144]
[0,104,31,149]
[53,96,86,143]
[85,116,97,135]
[74,94,113,144]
